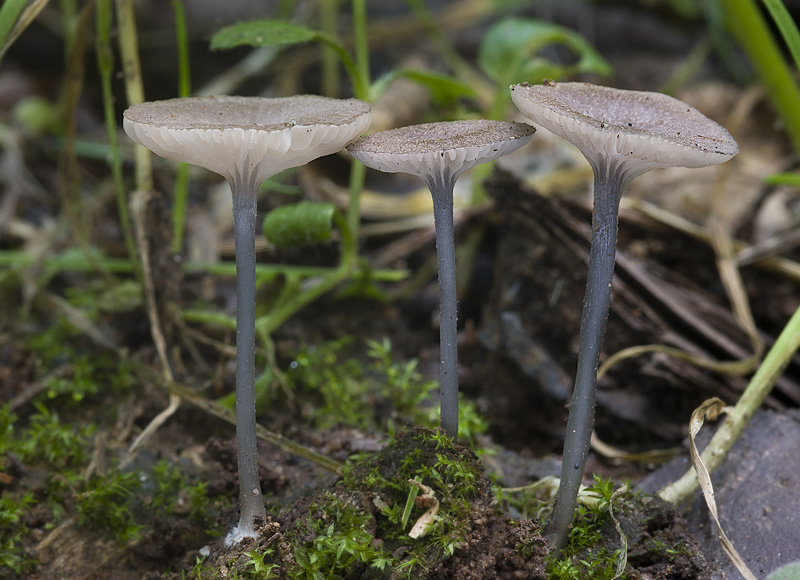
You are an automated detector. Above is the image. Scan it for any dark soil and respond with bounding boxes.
[3,1,799,578]
[138,429,714,580]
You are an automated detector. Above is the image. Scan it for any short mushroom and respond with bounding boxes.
[510,81,738,551]
[347,120,535,438]
[123,95,372,544]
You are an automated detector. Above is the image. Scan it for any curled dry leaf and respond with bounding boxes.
[407,479,439,539]
[685,398,757,580]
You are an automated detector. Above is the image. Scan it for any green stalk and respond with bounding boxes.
[403,0,492,110]
[0,0,26,53]
[725,0,800,154]
[115,0,152,191]
[255,208,357,335]
[762,0,800,69]
[96,0,141,280]
[0,250,408,281]
[170,0,191,254]
[659,302,800,504]
[320,0,340,97]
[342,0,369,271]
[60,0,78,63]
[276,0,295,19]
[350,0,370,101]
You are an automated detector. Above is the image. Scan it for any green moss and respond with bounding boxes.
[545,475,629,580]
[76,471,144,544]
[0,491,37,575]
[278,338,488,444]
[205,428,490,579]
[289,491,388,579]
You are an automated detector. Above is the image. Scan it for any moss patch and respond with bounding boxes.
[183,427,547,579]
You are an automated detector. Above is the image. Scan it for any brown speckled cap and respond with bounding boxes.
[123,95,372,186]
[510,82,737,178]
[346,120,534,181]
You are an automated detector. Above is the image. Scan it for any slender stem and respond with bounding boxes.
[548,167,622,552]
[96,0,141,280]
[0,0,27,57]
[351,0,370,101]
[115,0,152,191]
[256,265,348,335]
[659,301,800,504]
[170,0,191,254]
[320,0,339,97]
[725,0,800,155]
[427,175,459,438]
[231,185,266,536]
[0,251,408,282]
[345,160,366,268]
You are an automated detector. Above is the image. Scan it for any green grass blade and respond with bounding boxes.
[0,0,27,55]
[762,0,800,70]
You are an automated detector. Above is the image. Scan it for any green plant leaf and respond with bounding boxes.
[478,17,612,86]
[763,0,800,71]
[0,0,27,58]
[263,202,341,247]
[370,68,475,104]
[210,19,317,51]
[765,171,800,187]
[766,562,800,580]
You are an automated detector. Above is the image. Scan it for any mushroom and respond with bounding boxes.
[347,120,535,437]
[510,81,738,550]
[123,95,372,544]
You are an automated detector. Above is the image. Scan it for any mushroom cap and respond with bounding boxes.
[123,95,372,187]
[510,82,738,179]
[346,120,535,182]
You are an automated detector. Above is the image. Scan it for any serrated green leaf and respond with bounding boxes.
[263,202,340,247]
[478,17,612,86]
[210,19,317,51]
[370,68,475,105]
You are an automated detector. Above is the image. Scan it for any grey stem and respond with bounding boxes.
[427,174,459,438]
[548,165,623,551]
[232,184,267,535]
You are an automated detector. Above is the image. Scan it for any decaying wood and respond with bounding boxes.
[477,172,799,453]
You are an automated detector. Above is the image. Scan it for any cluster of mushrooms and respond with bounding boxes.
[123,81,737,549]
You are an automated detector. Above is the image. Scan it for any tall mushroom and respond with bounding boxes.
[347,120,535,438]
[510,81,738,550]
[123,95,372,544]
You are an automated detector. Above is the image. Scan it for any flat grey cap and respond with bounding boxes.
[510,82,738,179]
[124,95,372,186]
[346,120,534,181]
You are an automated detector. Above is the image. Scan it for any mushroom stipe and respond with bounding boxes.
[124,95,372,544]
[348,120,534,438]
[510,81,738,552]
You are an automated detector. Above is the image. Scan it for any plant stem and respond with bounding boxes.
[320,0,339,98]
[0,250,408,281]
[427,175,459,438]
[115,0,152,191]
[96,0,141,280]
[762,0,800,73]
[340,0,369,281]
[170,0,191,254]
[256,263,349,335]
[659,301,800,504]
[0,0,27,55]
[231,185,266,536]
[725,0,800,155]
[351,0,370,102]
[548,166,622,552]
